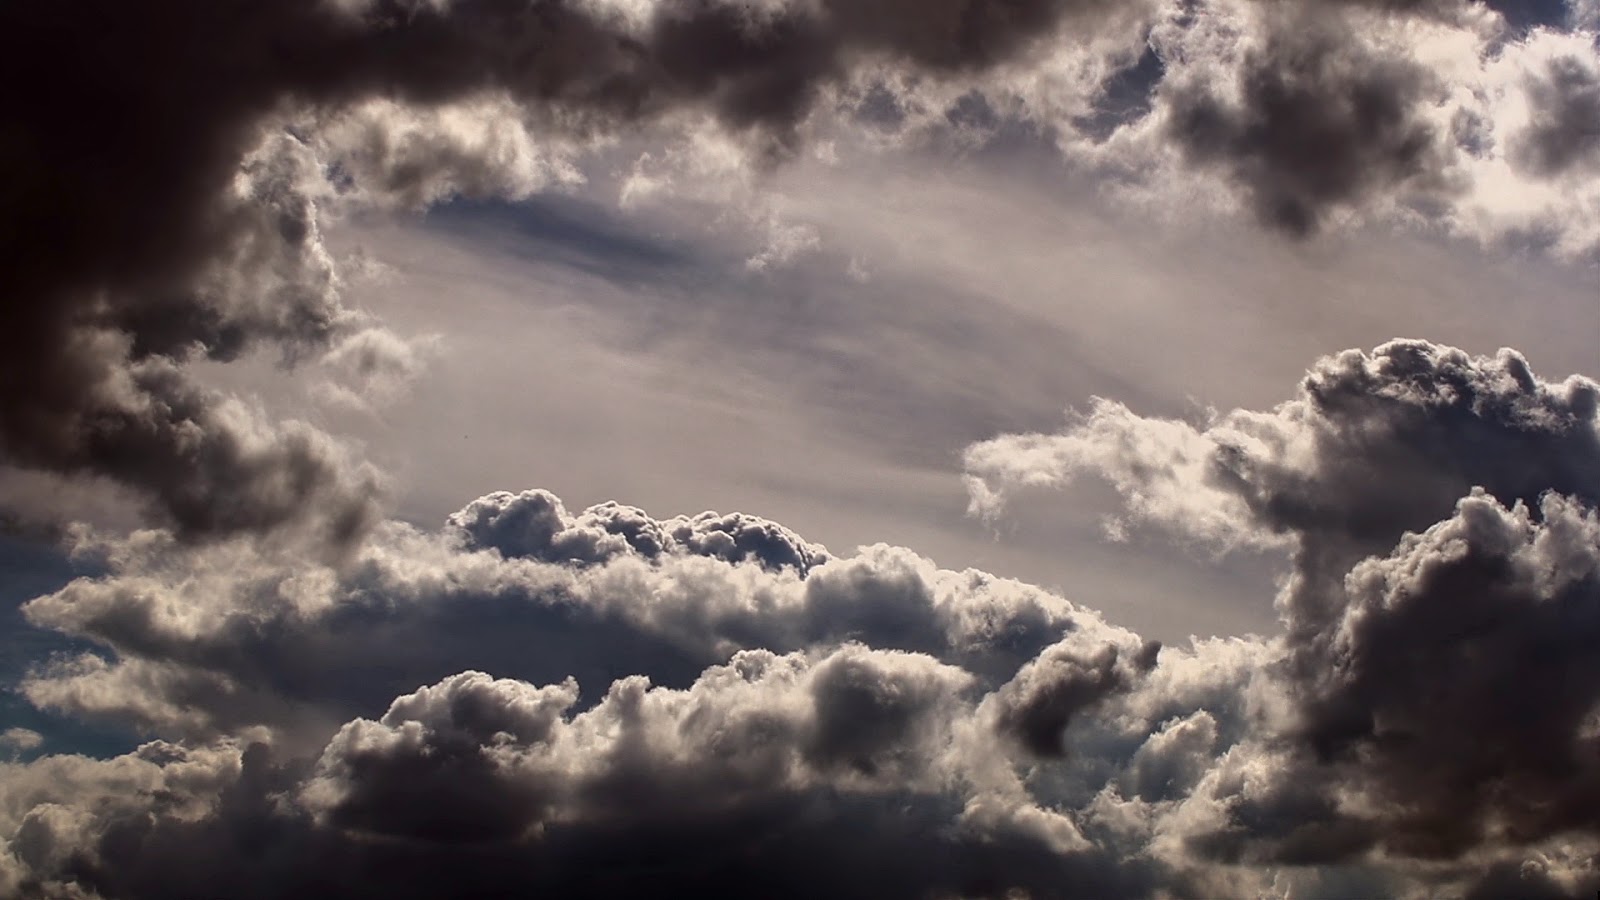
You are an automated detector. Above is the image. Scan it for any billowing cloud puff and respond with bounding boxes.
[987,629,1160,758]
[19,493,1112,744]
[10,0,1600,891]
[302,647,976,841]
[447,488,830,572]
[1157,9,1448,236]
[967,338,1600,632]
[966,337,1600,881]
[1296,489,1600,857]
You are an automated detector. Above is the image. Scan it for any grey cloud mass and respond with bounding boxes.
[1513,51,1600,177]
[18,494,1102,743]
[16,331,1600,898]
[1161,15,1445,236]
[966,337,1600,882]
[9,0,1600,541]
[10,1,1600,897]
[0,0,1149,545]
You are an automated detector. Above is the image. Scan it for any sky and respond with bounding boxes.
[6,0,1600,897]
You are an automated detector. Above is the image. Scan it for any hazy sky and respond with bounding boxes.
[7,1,1600,897]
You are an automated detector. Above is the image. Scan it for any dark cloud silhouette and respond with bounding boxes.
[10,0,1576,542]
[0,0,1158,545]
[12,456,1600,895]
[1292,490,1600,858]
[3,652,1171,900]
[1162,15,1445,236]
[1513,52,1600,177]
[990,633,1158,757]
[967,337,1600,870]
[20,491,1110,743]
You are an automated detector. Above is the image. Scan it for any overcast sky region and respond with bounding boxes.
[9,0,1600,897]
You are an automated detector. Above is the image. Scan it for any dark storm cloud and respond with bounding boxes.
[1162,15,1446,236]
[1247,340,1600,650]
[0,121,379,546]
[990,633,1159,757]
[1175,492,1600,869]
[3,707,1177,896]
[305,648,973,839]
[5,0,1588,539]
[967,338,1600,868]
[1289,490,1600,858]
[2,651,1170,900]
[1512,52,1600,177]
[13,464,1600,895]
[0,0,1156,544]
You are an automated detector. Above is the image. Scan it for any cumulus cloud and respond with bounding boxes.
[1511,47,1600,178]
[967,337,1600,879]
[987,629,1160,758]
[14,0,1600,894]
[18,490,1118,744]
[6,486,1202,897]
[11,388,1600,896]
[968,339,1600,628]
[1158,9,1449,236]
[1291,489,1600,857]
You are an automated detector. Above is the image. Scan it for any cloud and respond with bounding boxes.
[0,127,379,547]
[301,646,976,839]
[1157,9,1448,236]
[310,326,438,415]
[19,490,1123,744]
[13,0,1600,546]
[967,337,1600,873]
[0,679,1166,899]
[446,487,831,572]
[0,0,1159,544]
[1511,49,1600,178]
[967,338,1600,628]
[11,436,1600,895]
[987,630,1159,758]
[1291,489,1600,858]
[0,730,42,758]
[13,0,1600,892]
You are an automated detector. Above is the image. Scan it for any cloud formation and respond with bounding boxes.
[19,490,1097,743]
[13,332,1600,899]
[10,0,1600,546]
[11,0,1600,894]
[966,337,1600,882]
[1159,11,1446,235]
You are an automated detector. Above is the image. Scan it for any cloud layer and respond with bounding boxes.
[9,1,1600,896]
[2,339,1599,897]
